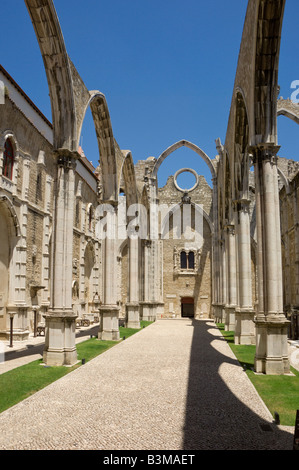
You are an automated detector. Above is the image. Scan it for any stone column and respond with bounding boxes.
[140,177,162,320]
[98,202,120,341]
[252,144,290,375]
[234,200,255,344]
[41,174,52,309]
[220,237,227,324]
[140,240,157,321]
[225,224,237,331]
[211,176,220,320]
[43,150,79,367]
[126,230,141,329]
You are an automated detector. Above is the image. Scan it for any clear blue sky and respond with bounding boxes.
[2,0,299,188]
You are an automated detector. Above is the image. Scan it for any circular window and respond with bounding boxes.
[174,168,199,193]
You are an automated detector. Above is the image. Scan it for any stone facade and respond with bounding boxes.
[158,175,212,319]
[0,66,101,342]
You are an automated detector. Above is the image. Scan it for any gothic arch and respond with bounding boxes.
[86,92,118,202]
[224,0,286,150]
[254,0,285,143]
[234,90,250,200]
[118,151,138,207]
[277,99,299,125]
[25,0,78,151]
[0,130,20,186]
[25,1,119,202]
[0,195,21,238]
[151,140,216,181]
[0,130,20,155]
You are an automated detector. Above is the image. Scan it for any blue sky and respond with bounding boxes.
[2,0,299,188]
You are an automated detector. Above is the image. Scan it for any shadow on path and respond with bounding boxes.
[3,325,100,364]
[183,319,294,450]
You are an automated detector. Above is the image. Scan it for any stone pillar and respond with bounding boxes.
[141,240,158,321]
[98,202,120,341]
[126,231,141,329]
[234,200,255,344]
[211,176,220,320]
[252,144,290,375]
[219,237,227,324]
[139,177,162,320]
[43,150,79,367]
[225,224,237,331]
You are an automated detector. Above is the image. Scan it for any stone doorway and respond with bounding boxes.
[181,297,194,318]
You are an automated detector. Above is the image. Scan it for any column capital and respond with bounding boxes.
[249,143,280,165]
[55,148,80,170]
[224,223,235,235]
[233,198,251,213]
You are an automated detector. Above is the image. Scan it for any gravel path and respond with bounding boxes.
[0,319,295,450]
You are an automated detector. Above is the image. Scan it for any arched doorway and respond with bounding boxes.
[181,297,194,318]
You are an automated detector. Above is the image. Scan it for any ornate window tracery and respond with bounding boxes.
[174,246,201,273]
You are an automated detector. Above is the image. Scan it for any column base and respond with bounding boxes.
[212,304,224,323]
[43,348,78,367]
[99,305,120,341]
[224,305,236,331]
[43,310,78,367]
[254,314,290,375]
[234,308,255,345]
[140,301,159,322]
[126,302,140,329]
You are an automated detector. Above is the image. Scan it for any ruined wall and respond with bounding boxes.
[158,174,213,318]
[280,170,299,338]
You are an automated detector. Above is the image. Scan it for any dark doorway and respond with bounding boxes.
[181,297,194,318]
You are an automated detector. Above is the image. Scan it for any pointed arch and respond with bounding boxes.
[85,91,118,202]
[25,1,119,201]
[25,0,78,150]
[151,140,216,181]
[0,195,21,237]
[277,99,299,125]
[234,90,250,200]
[254,0,286,143]
[118,150,138,207]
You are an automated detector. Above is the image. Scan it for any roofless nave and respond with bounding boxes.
[0,0,299,375]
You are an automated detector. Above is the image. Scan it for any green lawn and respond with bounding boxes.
[217,323,299,426]
[0,321,152,414]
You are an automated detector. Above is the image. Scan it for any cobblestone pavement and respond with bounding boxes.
[0,319,295,450]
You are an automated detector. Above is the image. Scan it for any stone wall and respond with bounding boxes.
[280,169,299,339]
[0,89,101,339]
[158,173,213,319]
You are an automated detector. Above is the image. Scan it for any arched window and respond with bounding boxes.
[2,139,14,180]
[180,250,195,270]
[180,251,187,269]
[188,251,195,269]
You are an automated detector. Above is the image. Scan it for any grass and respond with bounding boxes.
[0,321,152,414]
[217,323,299,426]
